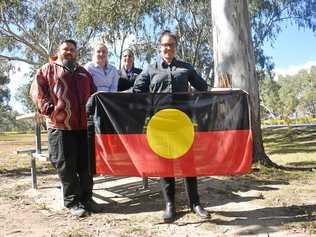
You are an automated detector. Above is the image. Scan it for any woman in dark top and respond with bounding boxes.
[117,49,142,91]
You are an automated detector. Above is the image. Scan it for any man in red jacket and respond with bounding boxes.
[34,39,97,217]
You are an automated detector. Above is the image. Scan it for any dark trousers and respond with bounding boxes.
[160,177,200,208]
[48,128,93,208]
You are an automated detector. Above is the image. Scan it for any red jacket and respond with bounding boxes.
[34,62,96,130]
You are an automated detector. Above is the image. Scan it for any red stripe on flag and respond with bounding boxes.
[95,130,253,177]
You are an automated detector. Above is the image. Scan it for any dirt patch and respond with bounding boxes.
[1,170,316,237]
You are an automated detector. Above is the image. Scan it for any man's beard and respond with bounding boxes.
[63,59,76,72]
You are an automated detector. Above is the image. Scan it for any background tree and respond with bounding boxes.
[1,0,315,124]
[0,0,95,65]
[260,66,316,120]
[0,61,32,131]
[296,67,316,118]
[278,74,300,119]
[14,71,37,113]
[211,0,275,165]
[210,0,315,167]
[0,0,97,116]
[249,0,316,74]
[278,67,316,119]
[76,0,158,67]
[259,75,282,119]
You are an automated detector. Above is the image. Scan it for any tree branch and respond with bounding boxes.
[1,13,47,58]
[0,55,39,65]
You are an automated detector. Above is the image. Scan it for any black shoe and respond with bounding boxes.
[163,202,176,223]
[84,199,102,213]
[192,205,209,219]
[69,203,88,217]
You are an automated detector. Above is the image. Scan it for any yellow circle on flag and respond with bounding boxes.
[146,109,194,159]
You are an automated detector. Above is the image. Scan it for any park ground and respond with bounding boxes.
[0,126,316,237]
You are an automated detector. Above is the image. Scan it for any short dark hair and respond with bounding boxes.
[159,30,177,45]
[61,39,77,49]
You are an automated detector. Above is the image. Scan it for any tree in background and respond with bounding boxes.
[0,61,32,131]
[0,0,97,119]
[211,0,316,166]
[297,66,316,118]
[211,0,269,164]
[278,67,316,119]
[0,0,95,66]
[260,66,316,120]
[1,0,315,126]
[15,71,37,113]
[259,75,282,119]
[76,0,158,68]
[249,0,316,74]
[0,62,11,110]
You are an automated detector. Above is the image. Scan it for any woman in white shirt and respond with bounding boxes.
[85,43,119,92]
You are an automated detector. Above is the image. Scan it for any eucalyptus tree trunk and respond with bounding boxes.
[211,0,272,165]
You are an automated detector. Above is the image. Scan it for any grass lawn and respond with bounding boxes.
[262,126,316,167]
[0,132,50,174]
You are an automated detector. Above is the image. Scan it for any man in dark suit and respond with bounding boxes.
[117,49,142,91]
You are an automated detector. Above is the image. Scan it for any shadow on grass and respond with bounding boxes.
[212,204,316,235]
[286,161,316,167]
[263,126,316,155]
[90,175,288,215]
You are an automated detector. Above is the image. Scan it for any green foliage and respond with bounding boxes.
[278,74,300,119]
[1,0,316,112]
[15,80,36,113]
[260,74,281,118]
[0,61,33,132]
[260,66,316,120]
[0,0,99,112]
[76,0,159,66]
[249,0,316,72]
[0,0,96,65]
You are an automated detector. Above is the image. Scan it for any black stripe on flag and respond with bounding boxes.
[87,90,250,134]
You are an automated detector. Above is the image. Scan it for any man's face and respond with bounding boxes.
[160,35,176,63]
[122,51,134,70]
[58,42,77,62]
[93,45,108,66]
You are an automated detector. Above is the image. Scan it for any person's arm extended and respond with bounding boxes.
[188,66,207,91]
[132,66,150,93]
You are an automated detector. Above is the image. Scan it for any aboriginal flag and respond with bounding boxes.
[86,90,252,177]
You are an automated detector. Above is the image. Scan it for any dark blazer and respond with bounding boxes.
[117,67,142,91]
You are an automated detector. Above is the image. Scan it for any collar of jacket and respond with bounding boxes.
[156,56,177,69]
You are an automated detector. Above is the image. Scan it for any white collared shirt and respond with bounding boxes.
[85,62,119,92]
